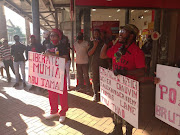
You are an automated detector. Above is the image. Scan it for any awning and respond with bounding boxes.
[75,0,180,9]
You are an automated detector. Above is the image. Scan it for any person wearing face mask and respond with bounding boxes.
[101,24,145,135]
[44,29,69,123]
[88,29,109,102]
[11,35,27,88]
[74,32,91,92]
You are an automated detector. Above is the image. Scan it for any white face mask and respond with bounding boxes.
[43,31,50,38]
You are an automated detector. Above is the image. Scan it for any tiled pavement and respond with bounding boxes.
[0,65,179,135]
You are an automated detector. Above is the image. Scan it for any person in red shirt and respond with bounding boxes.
[101,24,145,135]
[44,29,69,123]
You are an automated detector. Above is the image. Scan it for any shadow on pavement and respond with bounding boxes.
[0,88,55,135]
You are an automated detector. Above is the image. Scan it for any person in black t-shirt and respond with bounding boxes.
[11,35,27,88]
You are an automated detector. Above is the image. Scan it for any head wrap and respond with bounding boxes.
[51,29,63,39]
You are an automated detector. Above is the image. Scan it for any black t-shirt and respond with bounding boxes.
[89,40,108,69]
[11,43,26,62]
[57,35,71,60]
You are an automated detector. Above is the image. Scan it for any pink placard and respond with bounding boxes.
[28,52,65,94]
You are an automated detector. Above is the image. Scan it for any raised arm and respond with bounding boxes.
[100,44,109,59]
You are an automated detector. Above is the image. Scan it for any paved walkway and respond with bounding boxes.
[0,65,179,135]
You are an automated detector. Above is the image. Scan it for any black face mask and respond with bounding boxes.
[77,35,83,40]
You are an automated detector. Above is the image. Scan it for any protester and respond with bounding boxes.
[44,29,68,123]
[88,29,109,102]
[0,41,4,78]
[100,24,145,135]
[74,32,91,92]
[26,35,43,90]
[11,35,27,87]
[141,35,153,75]
[0,38,16,82]
[42,31,51,52]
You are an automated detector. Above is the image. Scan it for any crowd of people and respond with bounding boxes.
[1,23,179,135]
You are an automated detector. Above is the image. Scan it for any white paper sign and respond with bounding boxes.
[155,64,180,130]
[100,67,139,128]
[28,52,65,94]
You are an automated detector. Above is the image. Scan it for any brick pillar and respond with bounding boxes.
[83,8,90,42]
[0,1,7,40]
[25,18,31,45]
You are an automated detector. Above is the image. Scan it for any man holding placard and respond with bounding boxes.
[101,24,145,135]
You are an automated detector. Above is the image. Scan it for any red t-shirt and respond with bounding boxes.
[107,42,145,71]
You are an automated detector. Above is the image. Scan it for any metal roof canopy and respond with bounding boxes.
[76,0,180,9]
[4,0,70,30]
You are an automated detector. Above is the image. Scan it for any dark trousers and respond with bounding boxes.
[77,64,90,88]
[3,59,15,79]
[92,66,100,96]
[113,113,133,135]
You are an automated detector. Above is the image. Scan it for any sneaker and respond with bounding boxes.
[59,116,66,123]
[23,82,27,87]
[44,113,59,119]
[92,94,97,102]
[13,83,19,87]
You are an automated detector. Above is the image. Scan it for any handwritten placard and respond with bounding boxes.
[156,64,180,130]
[28,52,65,94]
[100,67,139,128]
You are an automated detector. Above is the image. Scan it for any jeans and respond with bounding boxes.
[76,64,90,88]
[13,61,25,83]
[3,59,15,80]
[65,60,71,90]
[48,75,68,116]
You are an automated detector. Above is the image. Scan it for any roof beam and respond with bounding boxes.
[54,4,70,7]
[5,0,47,30]
[25,0,53,29]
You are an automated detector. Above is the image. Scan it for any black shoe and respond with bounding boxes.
[75,85,83,91]
[29,85,35,91]
[13,83,19,87]
[108,125,123,135]
[23,82,27,87]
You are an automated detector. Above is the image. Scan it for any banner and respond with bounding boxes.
[28,52,65,94]
[92,21,119,35]
[100,67,139,128]
[155,64,180,130]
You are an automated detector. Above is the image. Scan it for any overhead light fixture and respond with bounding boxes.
[144,10,149,12]
[106,0,112,1]
[109,16,112,17]
[138,15,144,19]
[131,10,134,13]
[117,9,120,12]
[92,8,96,11]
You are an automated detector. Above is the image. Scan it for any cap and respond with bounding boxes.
[121,24,139,36]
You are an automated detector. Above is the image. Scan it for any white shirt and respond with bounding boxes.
[74,40,89,64]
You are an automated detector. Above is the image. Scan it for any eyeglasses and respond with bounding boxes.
[119,29,126,34]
